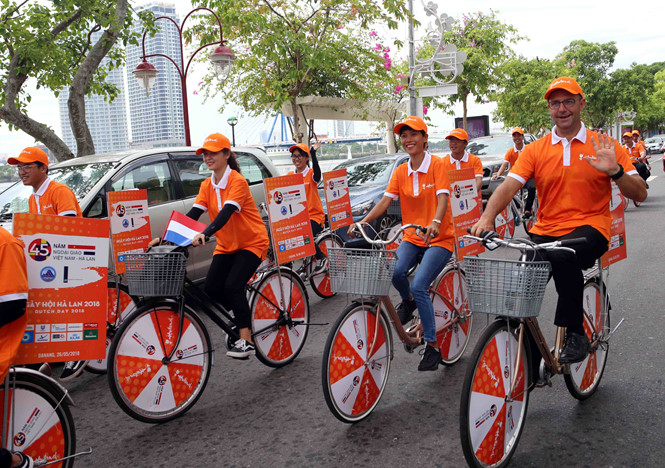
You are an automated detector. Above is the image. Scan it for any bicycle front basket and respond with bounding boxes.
[462,257,551,318]
[124,251,188,297]
[327,247,398,296]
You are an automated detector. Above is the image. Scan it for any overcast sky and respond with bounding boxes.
[1,0,663,158]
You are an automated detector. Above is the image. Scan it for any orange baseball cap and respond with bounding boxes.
[196,133,231,155]
[511,127,524,135]
[622,131,633,138]
[289,143,310,156]
[446,128,469,141]
[632,130,640,135]
[544,76,584,100]
[393,116,428,135]
[8,147,49,166]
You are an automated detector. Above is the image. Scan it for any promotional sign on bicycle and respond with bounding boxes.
[13,213,109,364]
[602,181,627,266]
[448,168,483,259]
[264,173,316,264]
[108,189,152,274]
[322,169,352,231]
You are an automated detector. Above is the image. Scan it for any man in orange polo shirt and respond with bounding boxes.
[631,130,650,187]
[623,132,650,185]
[0,226,34,468]
[8,147,82,217]
[472,77,646,365]
[440,128,483,192]
[492,127,537,217]
[8,147,84,380]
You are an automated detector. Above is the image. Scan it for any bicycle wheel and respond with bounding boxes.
[1,369,76,467]
[86,281,138,374]
[564,278,611,400]
[309,233,343,299]
[321,301,392,423]
[107,301,212,423]
[494,207,515,239]
[431,267,473,365]
[251,267,310,368]
[460,320,530,468]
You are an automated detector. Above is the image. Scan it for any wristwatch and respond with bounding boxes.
[610,164,624,180]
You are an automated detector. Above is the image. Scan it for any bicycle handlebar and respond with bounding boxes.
[464,229,586,254]
[350,222,426,246]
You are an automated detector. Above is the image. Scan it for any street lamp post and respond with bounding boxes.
[133,8,235,146]
[227,116,238,147]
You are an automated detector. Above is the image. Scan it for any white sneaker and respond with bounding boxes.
[311,257,328,275]
[60,360,86,381]
[226,339,255,359]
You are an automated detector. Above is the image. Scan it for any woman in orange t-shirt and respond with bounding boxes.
[348,116,454,372]
[288,141,327,273]
[149,133,269,360]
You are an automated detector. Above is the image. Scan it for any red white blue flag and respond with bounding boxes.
[162,211,207,246]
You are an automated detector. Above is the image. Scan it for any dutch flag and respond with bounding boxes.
[162,211,207,246]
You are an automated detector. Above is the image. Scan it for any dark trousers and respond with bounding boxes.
[530,225,608,331]
[524,178,536,212]
[633,161,650,181]
[310,220,324,260]
[204,250,261,329]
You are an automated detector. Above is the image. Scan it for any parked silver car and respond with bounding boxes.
[0,146,280,281]
[644,135,665,155]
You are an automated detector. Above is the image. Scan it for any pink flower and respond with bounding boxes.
[383,46,390,53]
[396,73,404,79]
[423,105,428,115]
[394,84,404,94]
[369,30,377,37]
[375,43,383,50]
[342,65,348,71]
[384,62,391,70]
[337,23,344,29]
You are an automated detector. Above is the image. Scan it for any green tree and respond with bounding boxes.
[493,56,565,135]
[192,0,409,142]
[441,10,524,130]
[0,0,152,161]
[558,40,619,128]
[635,69,665,133]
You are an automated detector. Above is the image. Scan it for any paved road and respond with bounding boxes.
[66,159,665,467]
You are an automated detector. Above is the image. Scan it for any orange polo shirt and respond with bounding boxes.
[624,145,641,162]
[510,125,637,240]
[29,178,82,216]
[287,167,325,226]
[503,146,524,168]
[440,152,484,178]
[0,226,29,383]
[193,167,269,259]
[636,141,647,157]
[385,153,454,250]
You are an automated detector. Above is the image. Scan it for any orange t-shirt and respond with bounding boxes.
[510,126,637,240]
[623,145,641,162]
[0,226,28,383]
[287,167,325,226]
[440,152,484,178]
[503,147,524,168]
[193,167,269,259]
[29,178,82,216]
[385,153,454,250]
[637,141,647,156]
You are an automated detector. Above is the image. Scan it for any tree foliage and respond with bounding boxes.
[0,0,152,160]
[493,56,564,135]
[441,10,524,129]
[192,0,409,142]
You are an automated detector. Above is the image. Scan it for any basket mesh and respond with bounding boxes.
[328,247,398,296]
[462,257,551,318]
[124,252,187,297]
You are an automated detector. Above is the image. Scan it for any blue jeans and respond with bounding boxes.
[392,241,452,343]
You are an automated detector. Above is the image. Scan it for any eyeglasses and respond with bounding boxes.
[16,164,37,173]
[291,154,306,160]
[547,98,580,110]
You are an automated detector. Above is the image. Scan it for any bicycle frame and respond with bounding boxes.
[501,257,613,401]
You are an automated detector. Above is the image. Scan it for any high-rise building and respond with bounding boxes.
[335,120,355,138]
[57,35,129,154]
[126,2,185,148]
